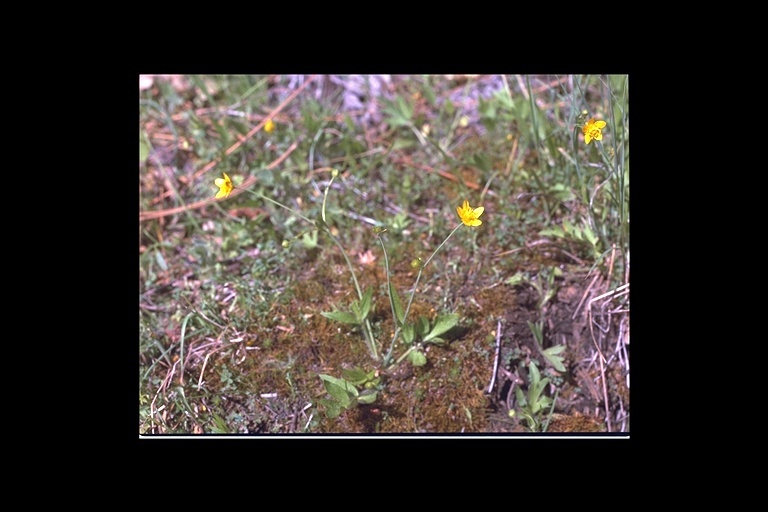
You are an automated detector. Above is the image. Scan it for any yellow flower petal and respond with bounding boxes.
[457,199,484,227]
[582,117,606,145]
[214,172,233,199]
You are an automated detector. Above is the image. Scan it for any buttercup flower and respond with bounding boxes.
[264,119,275,133]
[214,172,233,199]
[582,117,606,145]
[457,199,484,227]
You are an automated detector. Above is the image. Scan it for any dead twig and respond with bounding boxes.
[197,341,229,391]
[149,359,179,434]
[393,156,498,197]
[587,279,628,433]
[193,74,317,182]
[140,74,316,222]
[486,320,502,394]
[139,141,297,222]
[573,273,601,320]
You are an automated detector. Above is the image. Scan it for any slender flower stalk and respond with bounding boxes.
[326,230,378,359]
[213,170,378,359]
[381,209,473,367]
[215,171,481,367]
[376,229,398,331]
[213,172,313,222]
[385,224,464,366]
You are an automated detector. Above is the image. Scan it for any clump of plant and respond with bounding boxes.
[213,169,483,419]
[506,267,567,373]
[513,360,557,432]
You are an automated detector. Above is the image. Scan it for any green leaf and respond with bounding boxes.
[210,413,229,434]
[382,97,412,127]
[423,82,436,105]
[504,272,526,286]
[324,381,353,406]
[318,398,342,419]
[549,183,575,202]
[529,380,549,414]
[583,224,598,247]
[139,138,149,163]
[527,320,543,346]
[350,301,361,318]
[359,287,373,322]
[408,349,427,367]
[539,226,565,238]
[526,360,550,414]
[542,345,567,372]
[319,374,358,408]
[423,314,459,342]
[478,98,496,121]
[528,361,541,384]
[472,153,492,173]
[392,137,415,150]
[416,316,430,338]
[402,322,415,344]
[389,283,405,325]
[341,367,369,385]
[495,89,515,110]
[515,386,527,407]
[301,230,319,249]
[343,114,356,132]
[444,99,455,116]
[356,388,378,405]
[154,250,168,272]
[321,311,359,325]
[396,95,413,121]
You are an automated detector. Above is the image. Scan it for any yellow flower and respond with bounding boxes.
[457,199,484,227]
[214,172,233,199]
[582,117,606,145]
[264,119,275,133]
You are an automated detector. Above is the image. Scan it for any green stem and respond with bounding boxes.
[320,173,377,360]
[326,231,378,359]
[377,233,398,330]
[394,344,418,366]
[243,185,378,360]
[382,223,463,367]
[571,125,588,207]
[244,190,316,225]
